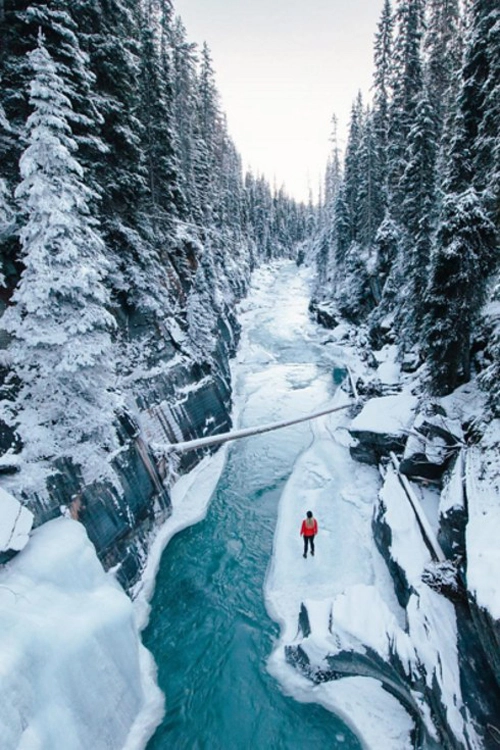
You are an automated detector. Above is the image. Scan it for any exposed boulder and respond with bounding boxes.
[349,393,418,465]
[399,414,463,481]
[315,301,340,329]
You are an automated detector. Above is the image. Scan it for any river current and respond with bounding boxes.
[143,261,361,750]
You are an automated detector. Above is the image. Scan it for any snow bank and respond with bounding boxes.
[0,518,163,750]
[350,393,418,436]
[374,344,401,385]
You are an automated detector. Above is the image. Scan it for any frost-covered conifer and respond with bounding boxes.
[372,0,394,213]
[0,102,13,268]
[387,0,425,211]
[423,0,499,396]
[1,37,120,486]
[424,0,463,138]
[423,188,496,393]
[398,90,437,343]
[0,98,12,240]
[466,0,500,229]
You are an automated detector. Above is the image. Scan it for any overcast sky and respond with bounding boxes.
[173,0,383,203]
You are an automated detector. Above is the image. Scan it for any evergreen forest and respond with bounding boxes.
[314,0,499,415]
[0,0,498,496]
[0,0,309,495]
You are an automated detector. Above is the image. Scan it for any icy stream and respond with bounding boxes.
[142,261,363,749]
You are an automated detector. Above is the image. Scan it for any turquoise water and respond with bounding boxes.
[143,264,362,750]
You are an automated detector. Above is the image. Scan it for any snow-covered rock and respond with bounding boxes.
[400,412,463,481]
[349,393,418,465]
[0,486,33,553]
[373,467,483,749]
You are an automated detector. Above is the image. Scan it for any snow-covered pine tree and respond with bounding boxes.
[0,101,13,268]
[333,183,351,273]
[312,114,341,291]
[194,43,223,227]
[372,0,394,219]
[398,89,437,344]
[343,93,364,247]
[334,97,379,320]
[139,0,181,227]
[0,1,106,196]
[387,0,425,215]
[423,0,498,396]
[423,187,496,393]
[466,0,500,230]
[324,114,342,224]
[357,109,382,251]
[480,276,500,416]
[171,17,203,224]
[219,136,245,235]
[424,0,463,140]
[1,37,120,487]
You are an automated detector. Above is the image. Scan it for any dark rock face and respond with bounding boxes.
[3,274,242,591]
[468,599,500,700]
[349,430,406,466]
[309,299,340,329]
[372,500,413,609]
[455,599,500,750]
[372,488,500,750]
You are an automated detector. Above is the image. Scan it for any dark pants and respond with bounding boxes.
[303,535,315,556]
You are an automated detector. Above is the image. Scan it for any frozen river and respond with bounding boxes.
[142,261,363,749]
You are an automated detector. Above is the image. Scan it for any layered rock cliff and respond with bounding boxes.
[0,225,256,591]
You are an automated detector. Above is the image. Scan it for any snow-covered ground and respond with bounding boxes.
[0,518,163,750]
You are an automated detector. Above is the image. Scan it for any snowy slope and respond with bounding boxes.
[0,518,163,750]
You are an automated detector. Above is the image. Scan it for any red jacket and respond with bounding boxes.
[300,518,318,537]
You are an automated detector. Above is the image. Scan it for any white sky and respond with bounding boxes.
[173,0,382,203]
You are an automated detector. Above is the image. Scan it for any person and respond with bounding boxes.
[300,511,318,558]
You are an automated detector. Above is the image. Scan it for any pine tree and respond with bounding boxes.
[333,184,351,272]
[372,0,394,216]
[343,93,364,246]
[398,90,437,343]
[138,0,180,229]
[424,0,463,139]
[357,109,381,249]
[423,0,499,395]
[170,16,203,223]
[387,0,425,212]
[0,101,13,269]
[1,38,119,484]
[423,188,496,393]
[194,43,223,227]
[0,0,105,196]
[465,0,500,229]
[479,277,500,416]
[316,114,341,288]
